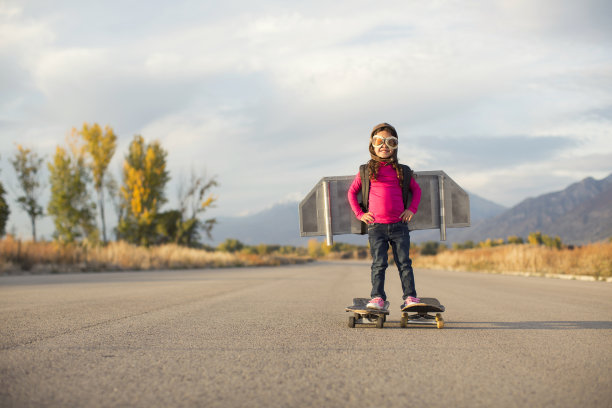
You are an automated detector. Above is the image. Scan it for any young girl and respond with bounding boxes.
[347,123,422,310]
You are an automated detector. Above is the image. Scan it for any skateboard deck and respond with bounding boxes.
[346,298,390,329]
[400,297,445,329]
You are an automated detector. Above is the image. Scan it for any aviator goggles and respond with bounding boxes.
[371,135,398,149]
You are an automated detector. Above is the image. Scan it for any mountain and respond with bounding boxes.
[209,191,507,247]
[402,192,507,244]
[210,202,308,247]
[459,173,612,245]
[468,193,507,221]
[208,173,612,247]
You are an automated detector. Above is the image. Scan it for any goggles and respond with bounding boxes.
[371,135,398,149]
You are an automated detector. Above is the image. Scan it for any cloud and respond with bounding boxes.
[1,0,611,233]
[414,135,578,170]
[496,0,612,42]
[553,152,612,173]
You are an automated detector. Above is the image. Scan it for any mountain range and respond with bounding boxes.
[449,173,612,245]
[209,173,612,247]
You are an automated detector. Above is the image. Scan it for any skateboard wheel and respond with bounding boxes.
[348,316,356,328]
[436,315,444,329]
[376,317,384,329]
[400,315,407,328]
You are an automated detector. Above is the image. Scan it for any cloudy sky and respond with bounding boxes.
[1,0,611,239]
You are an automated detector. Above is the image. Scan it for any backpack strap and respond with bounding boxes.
[401,164,413,209]
[358,164,369,235]
[359,164,369,212]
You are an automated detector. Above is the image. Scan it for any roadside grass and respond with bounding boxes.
[0,236,311,275]
[3,234,610,280]
[413,241,612,280]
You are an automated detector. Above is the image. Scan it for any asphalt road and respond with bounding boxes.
[1,261,611,407]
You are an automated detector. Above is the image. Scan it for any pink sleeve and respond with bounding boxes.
[347,173,364,220]
[407,177,421,214]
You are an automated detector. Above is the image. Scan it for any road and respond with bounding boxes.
[1,261,611,407]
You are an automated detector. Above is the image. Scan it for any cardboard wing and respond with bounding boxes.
[299,171,470,245]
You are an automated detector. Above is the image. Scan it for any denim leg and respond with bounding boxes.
[389,223,417,299]
[368,224,389,301]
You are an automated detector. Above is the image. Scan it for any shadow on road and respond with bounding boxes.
[440,321,612,330]
[354,320,612,330]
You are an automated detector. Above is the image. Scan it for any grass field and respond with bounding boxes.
[2,235,610,280]
[0,236,310,275]
[413,241,612,280]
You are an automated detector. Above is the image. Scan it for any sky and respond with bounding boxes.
[1,0,611,240]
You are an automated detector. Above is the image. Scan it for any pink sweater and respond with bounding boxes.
[347,163,422,224]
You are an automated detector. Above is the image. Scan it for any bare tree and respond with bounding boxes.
[10,145,44,241]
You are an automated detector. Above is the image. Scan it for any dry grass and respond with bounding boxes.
[413,242,612,280]
[0,236,310,275]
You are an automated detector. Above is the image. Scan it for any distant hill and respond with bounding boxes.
[209,173,611,247]
[458,173,612,245]
[410,192,507,244]
[468,193,507,221]
[209,191,507,247]
[210,202,306,247]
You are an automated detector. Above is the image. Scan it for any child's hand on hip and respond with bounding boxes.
[361,212,375,224]
[400,210,414,223]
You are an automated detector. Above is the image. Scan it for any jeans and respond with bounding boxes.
[368,222,417,301]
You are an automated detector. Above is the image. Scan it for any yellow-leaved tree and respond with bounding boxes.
[78,123,117,244]
[118,135,169,246]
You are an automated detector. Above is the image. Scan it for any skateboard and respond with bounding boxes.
[345,298,390,329]
[400,297,445,329]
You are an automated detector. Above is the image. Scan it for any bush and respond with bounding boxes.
[420,241,440,256]
[278,245,296,255]
[507,236,524,244]
[218,238,244,253]
[453,240,475,250]
[528,232,562,249]
[240,246,258,255]
[479,238,504,248]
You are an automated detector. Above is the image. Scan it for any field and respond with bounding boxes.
[413,241,612,280]
[0,236,310,275]
[2,235,611,281]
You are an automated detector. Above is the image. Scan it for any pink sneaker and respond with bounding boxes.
[367,297,385,310]
[403,296,421,308]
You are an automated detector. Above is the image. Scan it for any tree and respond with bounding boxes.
[173,170,218,246]
[542,234,562,249]
[307,239,324,258]
[118,135,169,246]
[527,231,543,246]
[78,123,117,244]
[527,231,562,249]
[47,141,98,244]
[507,235,524,245]
[0,165,10,237]
[10,145,44,241]
[218,238,244,253]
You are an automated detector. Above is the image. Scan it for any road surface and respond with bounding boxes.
[1,261,611,407]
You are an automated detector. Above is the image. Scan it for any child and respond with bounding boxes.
[347,123,422,310]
